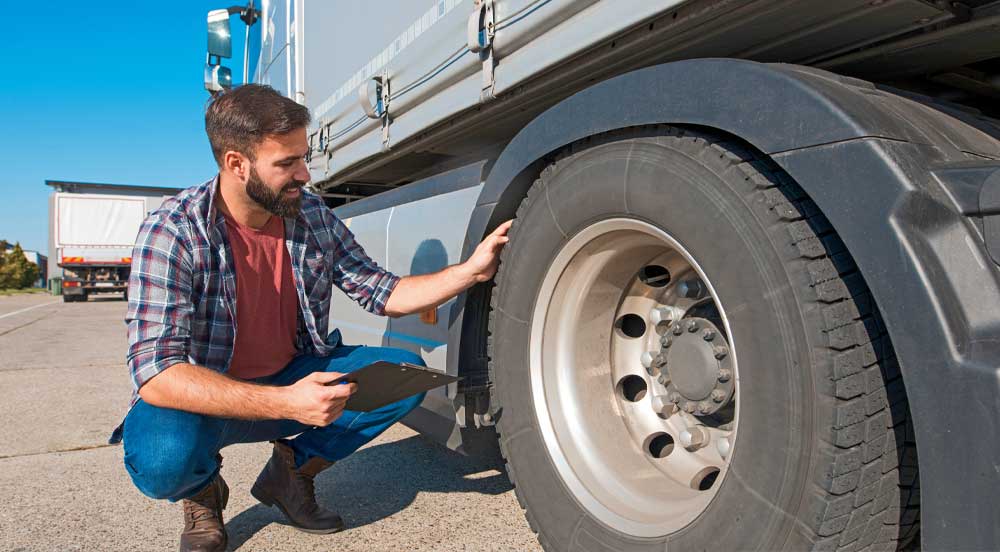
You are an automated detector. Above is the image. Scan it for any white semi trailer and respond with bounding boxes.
[203,2,1000,550]
[46,181,182,302]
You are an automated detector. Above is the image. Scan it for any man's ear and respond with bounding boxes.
[222,151,250,180]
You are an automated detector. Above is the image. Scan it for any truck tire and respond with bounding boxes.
[487,127,919,551]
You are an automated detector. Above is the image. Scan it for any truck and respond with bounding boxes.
[202,1,1000,550]
[46,181,182,302]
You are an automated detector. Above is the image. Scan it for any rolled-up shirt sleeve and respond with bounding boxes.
[325,212,400,316]
[125,214,195,392]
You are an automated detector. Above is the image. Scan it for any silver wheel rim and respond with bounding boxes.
[529,218,740,537]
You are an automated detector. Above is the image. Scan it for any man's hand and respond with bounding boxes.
[283,371,358,426]
[461,220,513,283]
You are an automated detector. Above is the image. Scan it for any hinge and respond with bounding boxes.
[467,0,496,101]
[358,71,392,149]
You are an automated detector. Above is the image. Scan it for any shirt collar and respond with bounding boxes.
[206,173,226,231]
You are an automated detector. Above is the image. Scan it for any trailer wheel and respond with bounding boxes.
[487,128,919,551]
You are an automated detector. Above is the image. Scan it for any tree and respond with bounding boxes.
[0,243,40,289]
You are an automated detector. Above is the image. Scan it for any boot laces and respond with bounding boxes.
[183,489,221,524]
[294,471,320,512]
[185,504,218,524]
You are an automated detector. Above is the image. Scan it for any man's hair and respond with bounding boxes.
[205,84,311,165]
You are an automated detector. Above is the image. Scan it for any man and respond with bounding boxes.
[109,84,512,551]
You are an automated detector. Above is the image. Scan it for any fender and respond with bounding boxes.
[456,58,1000,550]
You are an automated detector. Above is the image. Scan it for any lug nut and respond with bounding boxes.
[640,351,655,369]
[672,324,684,336]
[713,346,728,360]
[661,336,673,348]
[687,320,700,333]
[653,395,676,415]
[654,353,668,367]
[649,307,673,326]
[717,436,731,459]
[669,392,681,403]
[651,395,671,413]
[702,329,715,341]
[683,402,697,413]
[657,373,669,386]
[698,401,713,414]
[711,389,726,403]
[679,426,709,449]
[677,279,705,299]
[717,368,732,382]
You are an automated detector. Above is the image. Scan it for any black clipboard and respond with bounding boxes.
[326,361,460,412]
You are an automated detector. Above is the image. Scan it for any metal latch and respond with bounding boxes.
[467,0,495,101]
[358,71,392,148]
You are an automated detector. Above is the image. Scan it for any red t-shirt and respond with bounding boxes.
[223,212,300,379]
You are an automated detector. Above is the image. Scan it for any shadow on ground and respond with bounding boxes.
[225,434,511,550]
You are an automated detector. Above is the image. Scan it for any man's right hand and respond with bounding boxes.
[283,371,358,426]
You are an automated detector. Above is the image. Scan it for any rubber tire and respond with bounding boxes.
[488,127,919,551]
[62,294,78,303]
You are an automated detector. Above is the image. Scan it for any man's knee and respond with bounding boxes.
[124,433,218,501]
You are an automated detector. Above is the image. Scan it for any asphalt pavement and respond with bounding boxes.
[0,294,540,551]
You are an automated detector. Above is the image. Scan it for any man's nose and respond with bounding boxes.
[294,161,311,183]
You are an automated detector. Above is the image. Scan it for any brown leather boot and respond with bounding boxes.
[179,473,229,552]
[250,441,344,534]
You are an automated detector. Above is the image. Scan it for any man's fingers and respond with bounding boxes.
[310,371,346,383]
[326,381,357,399]
[489,219,513,237]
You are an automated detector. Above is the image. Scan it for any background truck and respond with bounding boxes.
[204,1,1000,550]
[46,181,182,302]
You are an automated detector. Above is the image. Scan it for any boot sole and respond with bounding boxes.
[250,486,345,535]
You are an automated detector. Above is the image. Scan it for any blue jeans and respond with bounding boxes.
[121,344,426,502]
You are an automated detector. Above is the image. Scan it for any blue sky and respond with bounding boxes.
[0,1,255,253]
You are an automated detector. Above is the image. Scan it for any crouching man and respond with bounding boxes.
[108,84,512,551]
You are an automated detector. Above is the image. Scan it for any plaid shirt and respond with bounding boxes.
[109,176,399,443]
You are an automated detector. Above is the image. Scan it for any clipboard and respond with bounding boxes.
[326,361,460,412]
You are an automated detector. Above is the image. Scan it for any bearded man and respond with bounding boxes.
[110,84,511,551]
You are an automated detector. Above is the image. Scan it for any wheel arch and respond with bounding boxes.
[457,58,1000,550]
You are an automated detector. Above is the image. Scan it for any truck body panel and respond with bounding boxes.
[275,0,1000,190]
[330,169,484,429]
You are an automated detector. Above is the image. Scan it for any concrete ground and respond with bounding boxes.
[0,294,540,551]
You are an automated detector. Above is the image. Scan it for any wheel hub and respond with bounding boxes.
[529,218,740,536]
[660,317,735,416]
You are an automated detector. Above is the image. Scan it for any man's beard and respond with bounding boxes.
[245,166,306,218]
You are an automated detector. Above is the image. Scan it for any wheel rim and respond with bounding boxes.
[529,218,740,537]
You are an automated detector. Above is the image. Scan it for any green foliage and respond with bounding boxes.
[0,243,40,289]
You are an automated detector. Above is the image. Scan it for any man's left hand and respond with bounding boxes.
[462,220,513,283]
